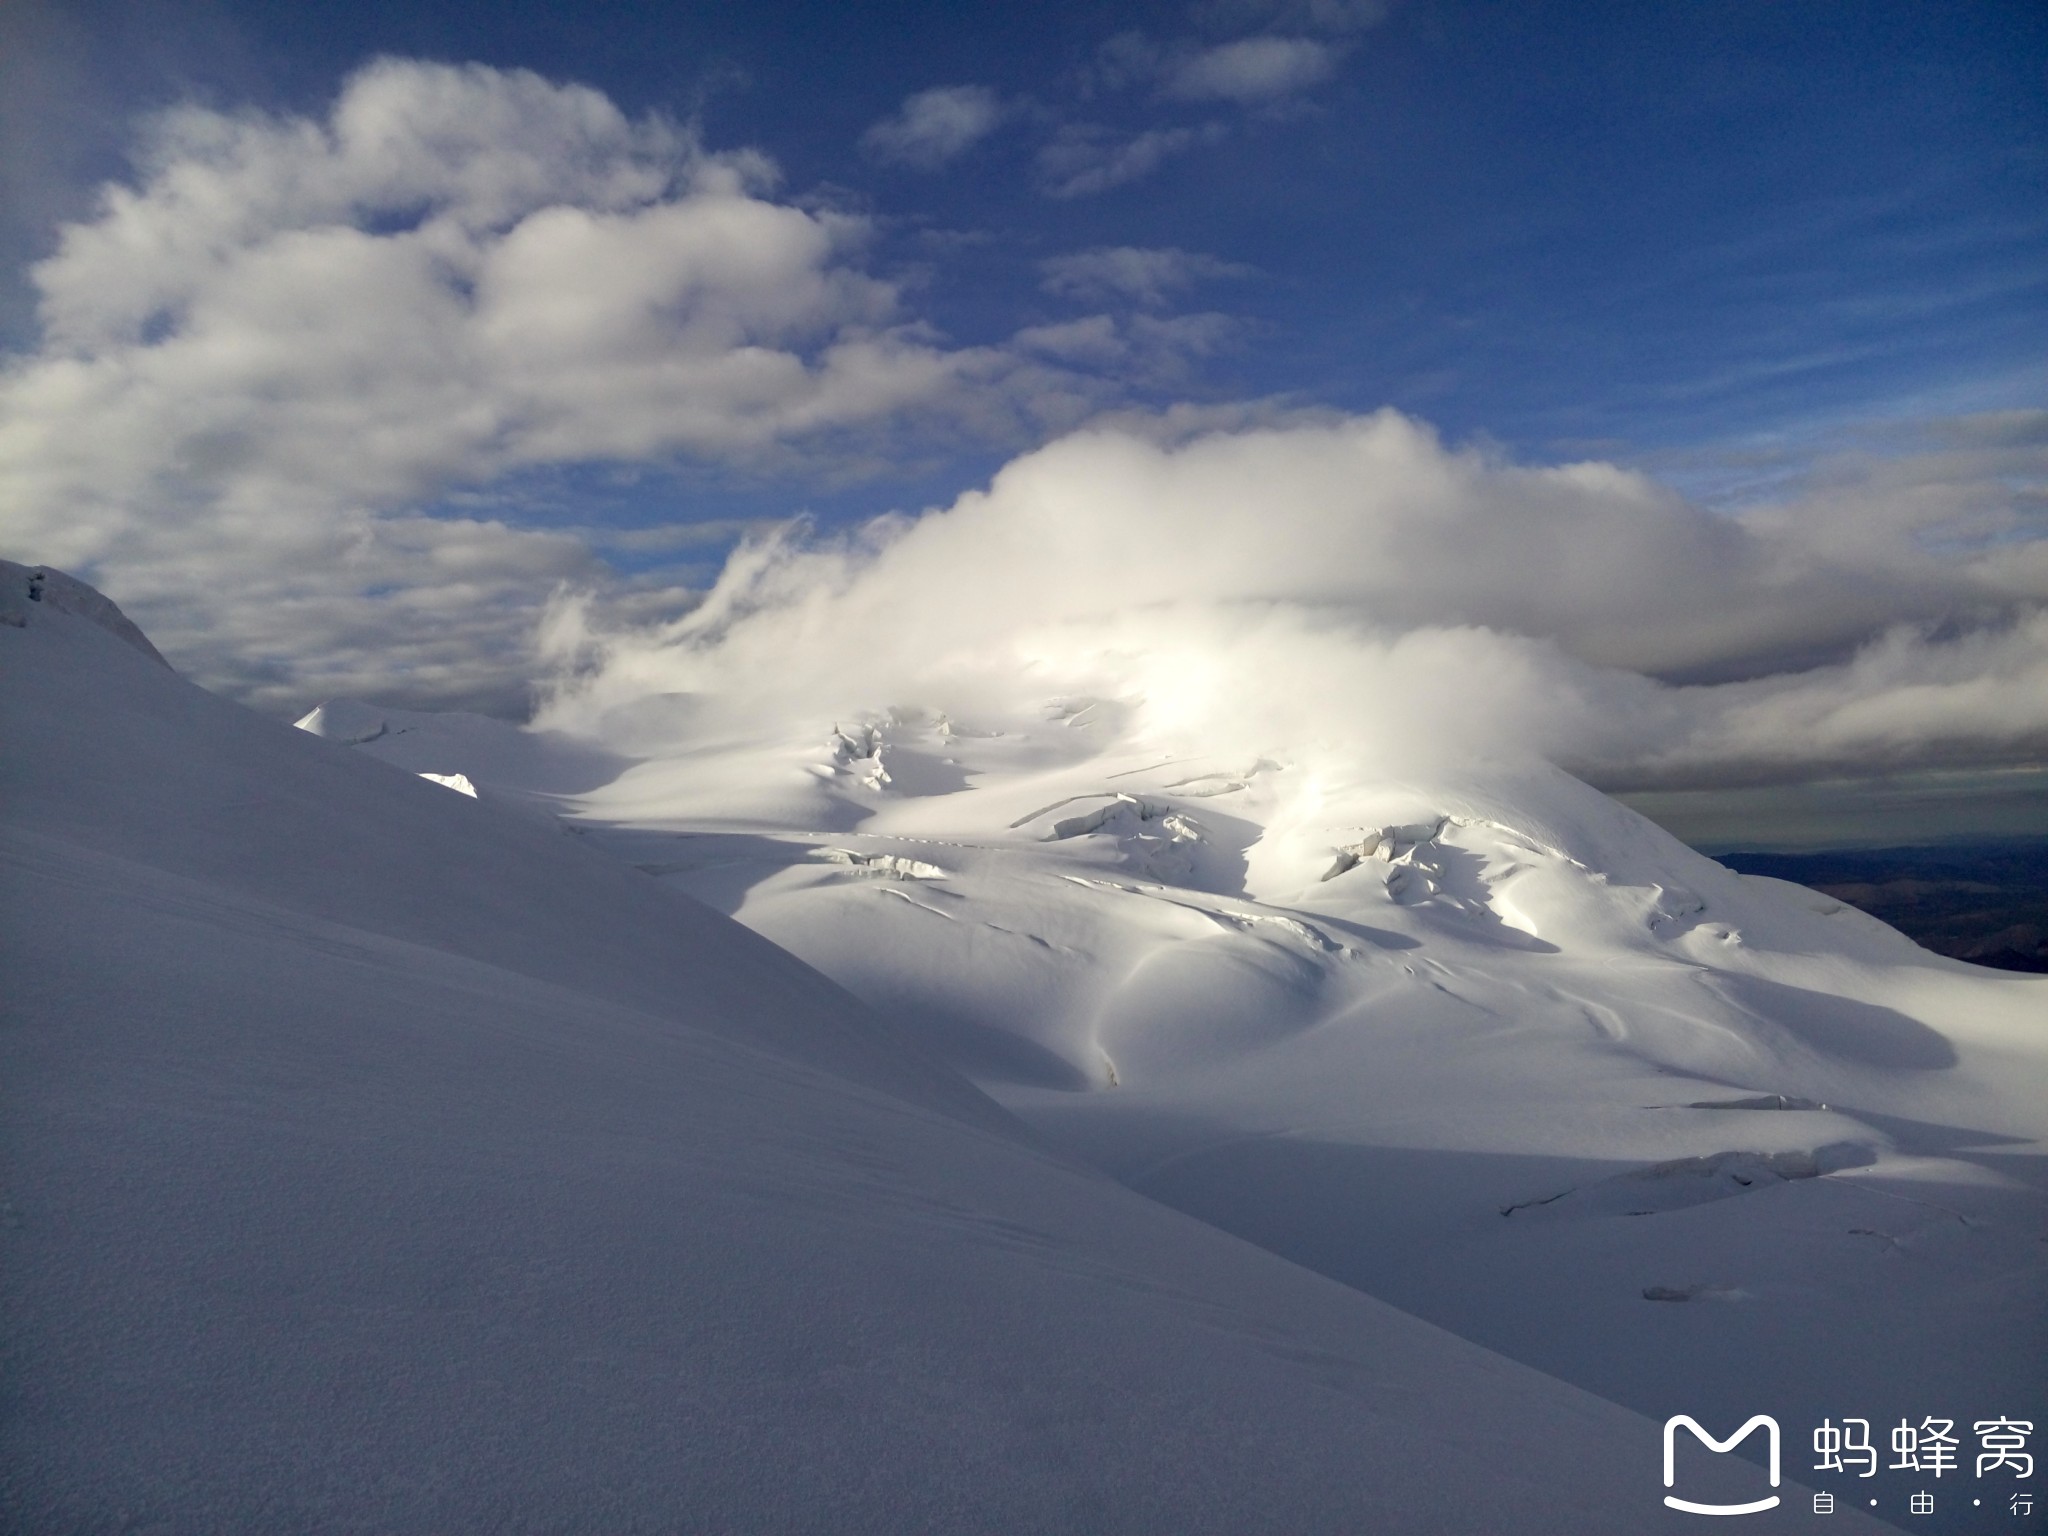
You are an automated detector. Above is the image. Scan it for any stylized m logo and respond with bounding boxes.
[1663,1415,1781,1515]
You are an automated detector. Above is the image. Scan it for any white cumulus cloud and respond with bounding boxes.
[0,60,1087,712]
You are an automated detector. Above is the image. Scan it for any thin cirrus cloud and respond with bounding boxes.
[1041,246,1255,307]
[1011,311,1241,387]
[859,85,1006,170]
[1191,0,1390,34]
[1160,36,1341,103]
[0,59,1103,712]
[1047,23,1351,197]
[1080,27,1349,104]
[1036,122,1227,199]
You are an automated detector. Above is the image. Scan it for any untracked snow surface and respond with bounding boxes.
[0,561,1909,1531]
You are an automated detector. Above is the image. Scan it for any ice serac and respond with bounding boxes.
[0,571,1877,1533]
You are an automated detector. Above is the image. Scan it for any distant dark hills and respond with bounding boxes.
[1717,840,2048,974]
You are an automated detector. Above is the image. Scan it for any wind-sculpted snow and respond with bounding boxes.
[1503,1145,1880,1221]
[9,571,1908,1533]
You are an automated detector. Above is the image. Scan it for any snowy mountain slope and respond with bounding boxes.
[0,568,1889,1533]
[1,568,998,1132]
[329,667,2047,1532]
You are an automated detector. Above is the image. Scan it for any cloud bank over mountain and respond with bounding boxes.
[541,412,2048,790]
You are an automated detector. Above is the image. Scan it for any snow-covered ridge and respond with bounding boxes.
[0,557,169,666]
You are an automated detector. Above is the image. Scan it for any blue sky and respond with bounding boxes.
[1,0,2044,814]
